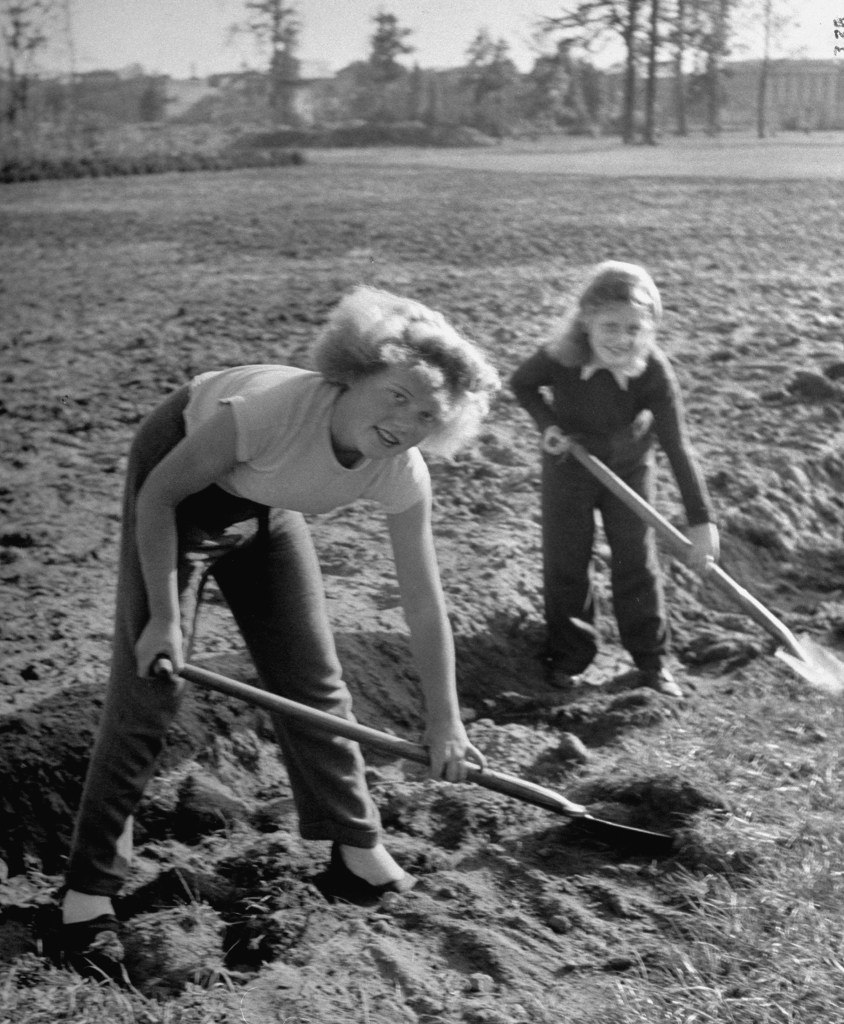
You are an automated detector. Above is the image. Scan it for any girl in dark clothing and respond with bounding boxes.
[511,261,719,698]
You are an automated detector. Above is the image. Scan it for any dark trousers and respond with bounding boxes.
[66,386,381,896]
[541,451,667,674]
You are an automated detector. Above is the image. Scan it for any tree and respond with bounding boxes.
[670,0,689,134]
[740,0,800,137]
[621,0,641,142]
[540,1,646,144]
[693,0,731,134]
[231,0,301,124]
[663,0,735,134]
[643,0,659,143]
[138,77,167,122]
[462,28,518,136]
[523,41,575,127]
[368,11,413,83]
[1,0,57,128]
[524,39,604,133]
[463,28,517,102]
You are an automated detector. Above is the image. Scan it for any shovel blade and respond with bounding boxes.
[775,635,844,696]
[570,816,676,858]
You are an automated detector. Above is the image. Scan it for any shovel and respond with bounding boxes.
[566,441,844,695]
[157,660,676,858]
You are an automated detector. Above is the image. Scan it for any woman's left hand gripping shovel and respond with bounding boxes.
[154,659,676,858]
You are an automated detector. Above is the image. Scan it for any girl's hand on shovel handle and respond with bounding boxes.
[135,617,184,679]
[684,522,720,572]
[542,425,571,458]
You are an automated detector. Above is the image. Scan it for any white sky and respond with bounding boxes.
[41,0,841,79]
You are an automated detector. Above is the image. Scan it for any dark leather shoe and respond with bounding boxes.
[314,844,416,907]
[640,667,683,698]
[38,907,127,983]
[542,656,583,688]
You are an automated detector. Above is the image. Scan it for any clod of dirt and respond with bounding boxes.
[553,689,682,747]
[585,774,730,819]
[174,770,253,839]
[787,370,843,401]
[121,903,227,997]
[554,733,590,763]
[467,971,495,993]
[670,812,778,878]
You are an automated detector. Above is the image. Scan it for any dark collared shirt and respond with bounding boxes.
[511,346,713,525]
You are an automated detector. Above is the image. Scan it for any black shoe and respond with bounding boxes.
[639,666,683,698]
[314,844,416,907]
[38,907,127,983]
[542,655,582,688]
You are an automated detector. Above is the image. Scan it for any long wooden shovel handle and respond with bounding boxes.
[566,441,807,662]
[170,662,588,819]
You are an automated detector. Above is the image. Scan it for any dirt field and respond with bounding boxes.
[1,141,844,1022]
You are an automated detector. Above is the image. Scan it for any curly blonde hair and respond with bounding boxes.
[545,261,662,367]
[312,286,500,458]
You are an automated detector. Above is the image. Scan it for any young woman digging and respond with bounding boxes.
[58,285,499,978]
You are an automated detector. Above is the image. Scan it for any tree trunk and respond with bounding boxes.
[623,0,640,143]
[756,58,769,137]
[644,0,660,143]
[63,0,79,153]
[756,0,772,138]
[706,0,729,136]
[674,0,688,135]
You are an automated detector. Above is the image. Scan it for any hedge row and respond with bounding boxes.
[0,147,304,184]
[229,121,495,150]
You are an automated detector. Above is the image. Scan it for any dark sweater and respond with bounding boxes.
[511,346,713,526]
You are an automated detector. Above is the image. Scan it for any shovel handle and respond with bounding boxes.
[568,441,692,554]
[566,441,806,662]
[169,662,588,819]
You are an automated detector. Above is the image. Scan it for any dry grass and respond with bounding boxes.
[605,683,844,1023]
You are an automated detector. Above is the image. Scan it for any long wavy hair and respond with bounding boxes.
[545,261,663,368]
[312,286,500,458]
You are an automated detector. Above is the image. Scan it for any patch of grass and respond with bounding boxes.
[599,681,844,1022]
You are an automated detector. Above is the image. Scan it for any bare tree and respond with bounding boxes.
[695,0,731,134]
[671,0,689,134]
[540,1,645,144]
[231,0,301,124]
[744,0,800,137]
[643,0,659,143]
[622,0,641,142]
[756,0,773,136]
[60,0,77,147]
[666,0,731,134]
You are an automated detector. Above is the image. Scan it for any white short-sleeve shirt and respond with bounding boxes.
[183,365,431,515]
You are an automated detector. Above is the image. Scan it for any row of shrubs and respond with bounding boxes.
[0,147,304,184]
[228,120,496,151]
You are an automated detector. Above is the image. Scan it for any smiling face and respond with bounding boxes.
[330,364,448,464]
[584,302,655,370]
